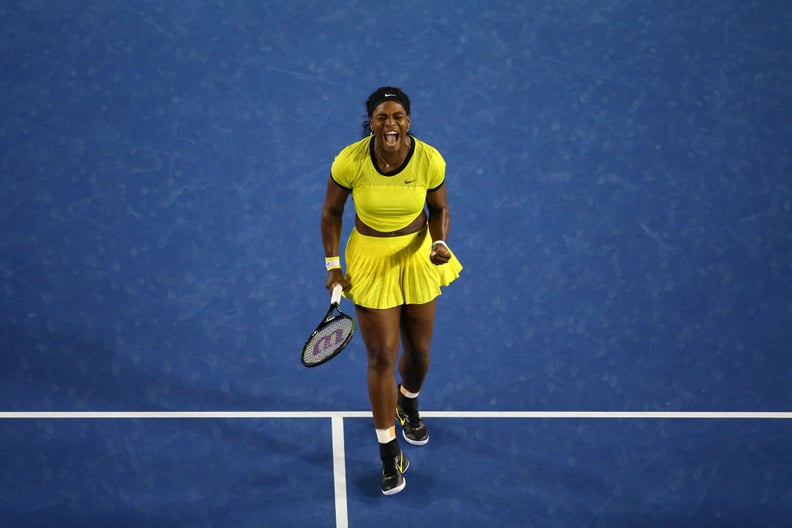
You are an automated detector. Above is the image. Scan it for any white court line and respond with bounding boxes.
[423,411,792,419]
[331,416,348,528]
[1,411,791,419]
[0,411,371,419]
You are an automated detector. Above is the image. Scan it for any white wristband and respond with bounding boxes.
[431,240,448,249]
[325,257,341,271]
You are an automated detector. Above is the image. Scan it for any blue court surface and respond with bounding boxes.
[2,1,791,526]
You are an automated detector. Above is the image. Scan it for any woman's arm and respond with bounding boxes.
[426,184,451,265]
[321,176,351,290]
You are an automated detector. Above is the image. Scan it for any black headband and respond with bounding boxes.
[367,91,410,116]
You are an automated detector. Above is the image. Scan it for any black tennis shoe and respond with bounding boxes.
[396,393,429,446]
[381,450,409,495]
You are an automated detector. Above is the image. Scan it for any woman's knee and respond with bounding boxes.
[367,346,398,372]
[403,345,431,368]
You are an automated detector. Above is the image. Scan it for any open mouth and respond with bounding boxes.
[383,131,399,146]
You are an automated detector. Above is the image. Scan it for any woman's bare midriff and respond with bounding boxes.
[355,211,427,237]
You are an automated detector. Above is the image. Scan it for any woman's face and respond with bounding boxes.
[369,101,410,153]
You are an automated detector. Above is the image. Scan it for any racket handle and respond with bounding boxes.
[331,283,343,305]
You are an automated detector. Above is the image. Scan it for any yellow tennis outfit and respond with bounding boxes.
[331,135,462,309]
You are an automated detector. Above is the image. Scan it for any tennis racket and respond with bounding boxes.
[301,284,355,367]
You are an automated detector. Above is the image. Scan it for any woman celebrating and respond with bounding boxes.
[321,86,462,495]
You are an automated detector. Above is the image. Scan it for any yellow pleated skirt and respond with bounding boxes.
[343,225,463,309]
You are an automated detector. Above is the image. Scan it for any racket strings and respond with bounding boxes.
[303,316,355,365]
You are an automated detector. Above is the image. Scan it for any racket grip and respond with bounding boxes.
[331,283,343,305]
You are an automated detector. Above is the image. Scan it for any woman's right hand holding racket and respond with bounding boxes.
[326,268,347,292]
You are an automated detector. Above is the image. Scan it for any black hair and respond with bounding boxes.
[361,86,411,137]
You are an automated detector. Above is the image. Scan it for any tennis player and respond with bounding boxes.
[321,86,462,495]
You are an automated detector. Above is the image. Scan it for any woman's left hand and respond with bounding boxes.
[430,243,451,265]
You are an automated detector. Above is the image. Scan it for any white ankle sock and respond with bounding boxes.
[400,385,420,399]
[376,426,396,444]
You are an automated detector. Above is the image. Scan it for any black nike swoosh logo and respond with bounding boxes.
[404,180,416,184]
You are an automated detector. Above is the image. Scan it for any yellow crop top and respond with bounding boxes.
[330,135,445,232]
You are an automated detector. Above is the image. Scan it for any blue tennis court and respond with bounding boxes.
[2,1,791,526]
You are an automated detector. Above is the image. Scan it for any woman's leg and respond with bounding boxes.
[356,304,410,495]
[355,305,402,429]
[395,300,436,446]
[399,299,436,393]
